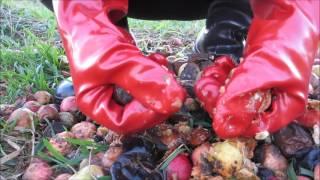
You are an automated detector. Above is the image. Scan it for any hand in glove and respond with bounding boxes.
[52,0,186,134]
[196,0,319,138]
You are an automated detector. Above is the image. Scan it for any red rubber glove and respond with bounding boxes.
[195,56,235,116]
[52,0,186,134]
[196,0,319,138]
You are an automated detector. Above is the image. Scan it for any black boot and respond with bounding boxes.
[195,0,253,63]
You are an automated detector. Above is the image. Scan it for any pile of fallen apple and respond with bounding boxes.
[1,55,319,180]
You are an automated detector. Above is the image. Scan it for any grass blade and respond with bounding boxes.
[66,138,107,152]
[98,176,112,180]
[159,144,189,170]
[42,138,69,163]
[299,167,314,178]
[287,160,298,180]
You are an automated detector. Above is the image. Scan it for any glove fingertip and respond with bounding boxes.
[195,77,222,110]
[166,86,186,113]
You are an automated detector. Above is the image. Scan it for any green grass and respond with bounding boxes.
[0,0,204,104]
[129,19,204,35]
[0,0,64,103]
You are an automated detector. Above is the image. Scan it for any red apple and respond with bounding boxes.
[8,108,35,128]
[71,121,97,139]
[37,104,58,120]
[315,164,320,180]
[54,173,72,180]
[58,112,75,128]
[101,144,123,168]
[34,91,52,105]
[49,131,74,156]
[23,101,41,112]
[60,96,78,113]
[296,99,320,127]
[192,143,210,166]
[190,127,210,146]
[22,159,52,180]
[167,154,192,180]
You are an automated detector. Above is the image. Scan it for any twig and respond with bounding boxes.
[0,146,24,165]
[4,138,20,150]
[30,117,36,157]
